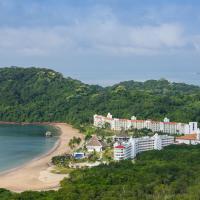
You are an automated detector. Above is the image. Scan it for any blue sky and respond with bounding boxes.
[0,0,200,85]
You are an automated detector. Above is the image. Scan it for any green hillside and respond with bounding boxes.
[0,67,101,124]
[1,67,200,127]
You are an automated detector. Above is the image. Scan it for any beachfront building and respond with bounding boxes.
[94,113,198,135]
[86,135,103,152]
[175,129,200,145]
[114,133,174,160]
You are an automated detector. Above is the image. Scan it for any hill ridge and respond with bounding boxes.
[0,67,200,126]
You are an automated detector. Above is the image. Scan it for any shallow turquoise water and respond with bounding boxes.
[0,124,59,173]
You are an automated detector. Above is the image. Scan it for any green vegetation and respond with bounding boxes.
[2,145,200,199]
[68,137,81,149]
[102,147,113,162]
[0,67,101,125]
[52,154,71,167]
[1,67,200,129]
[52,153,86,168]
[51,166,74,174]
[87,151,100,162]
[52,150,100,170]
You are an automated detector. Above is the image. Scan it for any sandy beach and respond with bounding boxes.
[0,123,83,192]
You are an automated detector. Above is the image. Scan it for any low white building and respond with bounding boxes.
[114,133,174,160]
[86,135,103,152]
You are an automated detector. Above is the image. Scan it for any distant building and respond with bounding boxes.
[176,129,200,145]
[114,133,174,161]
[86,135,103,152]
[94,113,198,135]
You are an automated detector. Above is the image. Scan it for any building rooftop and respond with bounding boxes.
[115,145,125,149]
[86,135,103,147]
[176,134,197,140]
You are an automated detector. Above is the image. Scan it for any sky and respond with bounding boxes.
[0,0,200,86]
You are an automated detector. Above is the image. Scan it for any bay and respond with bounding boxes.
[0,124,59,173]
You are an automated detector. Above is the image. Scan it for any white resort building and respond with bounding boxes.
[114,134,174,160]
[94,113,198,135]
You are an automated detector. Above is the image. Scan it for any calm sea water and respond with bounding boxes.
[0,124,59,173]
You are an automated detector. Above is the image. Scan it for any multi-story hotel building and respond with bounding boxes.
[114,134,174,160]
[94,113,198,135]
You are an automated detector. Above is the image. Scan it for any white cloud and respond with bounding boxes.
[80,21,186,55]
[0,27,75,56]
[0,9,194,57]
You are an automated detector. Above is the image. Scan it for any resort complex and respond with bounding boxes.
[94,113,198,135]
[114,134,174,160]
[93,113,200,161]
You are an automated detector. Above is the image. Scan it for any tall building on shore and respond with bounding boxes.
[94,113,198,135]
[114,134,174,160]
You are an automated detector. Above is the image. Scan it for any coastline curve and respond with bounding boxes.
[0,123,83,192]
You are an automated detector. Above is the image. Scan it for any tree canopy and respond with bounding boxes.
[1,67,200,128]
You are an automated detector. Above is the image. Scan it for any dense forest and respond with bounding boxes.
[1,67,200,128]
[1,144,200,199]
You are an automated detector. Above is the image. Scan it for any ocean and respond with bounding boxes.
[0,124,59,173]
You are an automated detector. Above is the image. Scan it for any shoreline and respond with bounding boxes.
[0,136,61,177]
[0,122,83,192]
[0,122,62,176]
